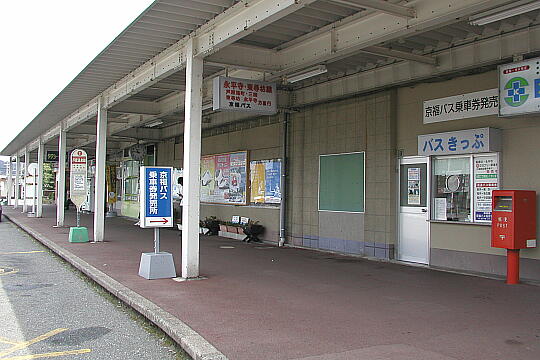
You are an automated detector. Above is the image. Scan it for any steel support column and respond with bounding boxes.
[57,128,67,226]
[13,155,19,209]
[94,99,107,242]
[6,156,12,206]
[22,148,28,213]
[181,39,203,279]
[36,141,44,218]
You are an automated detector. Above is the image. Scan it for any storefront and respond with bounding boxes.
[397,68,540,280]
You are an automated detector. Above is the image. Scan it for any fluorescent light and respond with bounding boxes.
[145,120,163,128]
[285,65,327,83]
[469,0,540,26]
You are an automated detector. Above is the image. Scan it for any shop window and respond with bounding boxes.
[432,153,499,223]
[123,160,140,202]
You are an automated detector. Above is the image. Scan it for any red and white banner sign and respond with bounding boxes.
[213,76,277,115]
[70,149,88,209]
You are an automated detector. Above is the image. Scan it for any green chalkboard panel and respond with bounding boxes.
[319,152,365,212]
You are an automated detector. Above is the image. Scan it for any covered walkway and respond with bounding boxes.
[3,206,540,360]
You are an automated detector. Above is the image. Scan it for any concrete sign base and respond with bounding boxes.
[69,227,89,243]
[138,252,176,279]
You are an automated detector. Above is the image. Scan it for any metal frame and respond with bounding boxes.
[397,155,431,264]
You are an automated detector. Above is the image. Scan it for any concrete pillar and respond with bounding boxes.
[94,99,107,242]
[6,156,12,206]
[36,141,44,218]
[13,155,20,209]
[181,39,203,279]
[57,128,67,226]
[22,148,28,213]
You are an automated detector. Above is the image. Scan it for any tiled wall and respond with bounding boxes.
[287,90,397,259]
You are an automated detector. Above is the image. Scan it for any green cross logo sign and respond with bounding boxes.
[504,77,529,107]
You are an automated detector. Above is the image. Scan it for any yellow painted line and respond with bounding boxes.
[0,337,20,346]
[0,329,66,358]
[0,251,45,255]
[1,349,91,360]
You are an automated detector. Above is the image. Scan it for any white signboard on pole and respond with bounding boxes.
[423,89,499,124]
[70,149,88,210]
[499,58,540,116]
[213,76,277,115]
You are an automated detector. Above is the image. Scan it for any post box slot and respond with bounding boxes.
[494,196,512,212]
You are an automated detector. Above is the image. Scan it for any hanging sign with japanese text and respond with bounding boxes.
[140,166,173,228]
[69,149,88,210]
[423,89,498,124]
[473,154,499,222]
[418,127,501,156]
[213,76,277,115]
[499,58,540,116]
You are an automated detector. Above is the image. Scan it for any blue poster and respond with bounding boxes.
[264,160,281,204]
[141,167,173,228]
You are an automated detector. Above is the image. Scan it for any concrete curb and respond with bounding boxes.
[4,214,228,360]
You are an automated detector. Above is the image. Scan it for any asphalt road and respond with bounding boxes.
[0,220,190,360]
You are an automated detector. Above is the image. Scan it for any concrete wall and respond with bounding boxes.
[397,70,540,280]
[156,117,283,242]
[287,91,397,258]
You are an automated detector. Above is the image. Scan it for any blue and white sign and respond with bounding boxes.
[418,127,502,156]
[499,58,540,116]
[140,166,173,228]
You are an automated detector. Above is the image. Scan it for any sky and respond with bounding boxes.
[0,0,155,160]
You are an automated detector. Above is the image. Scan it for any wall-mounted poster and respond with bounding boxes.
[200,151,248,204]
[407,167,421,205]
[250,159,282,204]
[474,154,499,222]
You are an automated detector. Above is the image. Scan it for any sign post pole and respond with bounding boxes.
[68,149,89,243]
[154,228,160,254]
[138,166,176,280]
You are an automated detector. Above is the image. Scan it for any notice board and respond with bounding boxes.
[319,152,365,213]
[200,151,248,205]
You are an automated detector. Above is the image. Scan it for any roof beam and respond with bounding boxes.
[274,0,515,77]
[328,0,416,18]
[109,100,161,115]
[361,46,437,65]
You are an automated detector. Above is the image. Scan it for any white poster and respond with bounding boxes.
[407,168,421,205]
[424,89,498,124]
[434,198,447,221]
[474,155,499,222]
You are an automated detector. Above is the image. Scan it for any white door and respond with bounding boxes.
[398,157,430,264]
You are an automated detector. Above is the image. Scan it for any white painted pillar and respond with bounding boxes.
[6,156,12,206]
[181,39,203,279]
[13,155,20,209]
[94,99,107,242]
[57,127,67,226]
[22,148,28,213]
[36,141,44,218]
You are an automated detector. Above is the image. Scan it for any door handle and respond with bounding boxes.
[421,208,427,213]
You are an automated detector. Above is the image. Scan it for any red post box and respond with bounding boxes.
[491,190,537,284]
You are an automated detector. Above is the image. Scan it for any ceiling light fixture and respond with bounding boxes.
[285,65,328,83]
[469,0,540,26]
